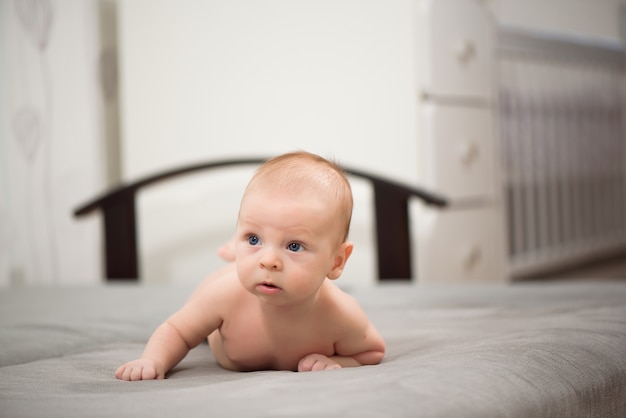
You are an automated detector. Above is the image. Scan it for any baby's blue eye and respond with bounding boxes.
[287,242,303,252]
[248,235,260,246]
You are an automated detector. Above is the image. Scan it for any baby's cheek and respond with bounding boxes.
[235,261,253,284]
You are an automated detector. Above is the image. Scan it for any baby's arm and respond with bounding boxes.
[115,319,194,380]
[298,293,385,372]
[298,322,385,371]
[332,321,385,367]
[116,285,225,381]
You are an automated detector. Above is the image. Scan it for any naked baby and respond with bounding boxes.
[115,151,385,380]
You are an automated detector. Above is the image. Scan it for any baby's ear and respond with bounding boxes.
[218,237,236,262]
[327,242,354,280]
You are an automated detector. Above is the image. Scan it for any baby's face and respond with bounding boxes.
[234,183,343,305]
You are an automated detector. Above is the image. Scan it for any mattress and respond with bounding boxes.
[1,281,625,417]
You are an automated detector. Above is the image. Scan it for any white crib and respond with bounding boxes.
[498,28,626,278]
[413,0,626,282]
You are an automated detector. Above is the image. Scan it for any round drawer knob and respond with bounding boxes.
[457,141,479,165]
[455,38,476,63]
[462,244,482,269]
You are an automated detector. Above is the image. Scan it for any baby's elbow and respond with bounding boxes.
[371,349,385,365]
[355,348,385,366]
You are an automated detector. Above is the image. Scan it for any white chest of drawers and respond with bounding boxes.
[413,0,507,283]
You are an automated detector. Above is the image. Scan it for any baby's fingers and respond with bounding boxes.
[311,360,340,371]
[115,365,126,380]
[140,366,159,380]
[129,365,145,381]
[115,363,155,381]
[116,364,140,381]
[298,354,340,372]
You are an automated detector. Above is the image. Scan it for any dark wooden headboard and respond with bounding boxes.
[74,158,447,282]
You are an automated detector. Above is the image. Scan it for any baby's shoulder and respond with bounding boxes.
[207,272,245,298]
[189,265,245,305]
[321,282,366,321]
[316,292,369,341]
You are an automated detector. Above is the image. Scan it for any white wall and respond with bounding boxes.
[0,0,112,286]
[119,0,417,181]
[118,0,418,286]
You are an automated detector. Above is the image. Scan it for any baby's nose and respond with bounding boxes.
[260,249,282,271]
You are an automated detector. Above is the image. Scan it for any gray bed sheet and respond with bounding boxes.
[1,282,625,417]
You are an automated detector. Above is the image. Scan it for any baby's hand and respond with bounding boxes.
[297,354,341,372]
[115,359,163,381]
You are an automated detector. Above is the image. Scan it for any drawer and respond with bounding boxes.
[412,205,506,283]
[417,0,493,99]
[420,104,495,200]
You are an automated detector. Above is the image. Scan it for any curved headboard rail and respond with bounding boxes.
[74,157,447,281]
[74,158,266,216]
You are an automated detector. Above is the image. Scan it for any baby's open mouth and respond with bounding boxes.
[258,282,282,294]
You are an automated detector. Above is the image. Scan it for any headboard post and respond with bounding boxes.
[102,193,139,280]
[372,180,412,279]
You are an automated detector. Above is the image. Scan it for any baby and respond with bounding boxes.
[115,151,385,380]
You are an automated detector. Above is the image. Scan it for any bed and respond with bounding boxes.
[1,281,625,417]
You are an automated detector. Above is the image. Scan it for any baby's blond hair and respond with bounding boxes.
[243,151,353,242]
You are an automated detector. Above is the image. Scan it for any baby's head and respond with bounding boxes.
[235,151,354,287]
[241,151,353,244]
